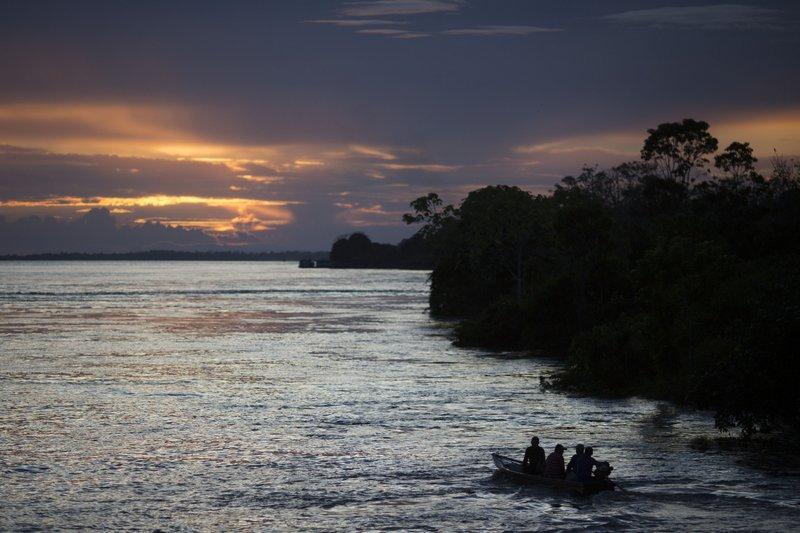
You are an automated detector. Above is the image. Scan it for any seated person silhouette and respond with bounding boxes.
[565,443,584,481]
[575,446,598,483]
[543,444,566,479]
[522,436,545,474]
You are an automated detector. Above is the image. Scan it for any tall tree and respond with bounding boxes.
[714,141,758,180]
[770,151,800,193]
[641,119,719,183]
[402,193,456,238]
[457,186,548,302]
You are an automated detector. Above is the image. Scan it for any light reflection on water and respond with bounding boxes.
[1,261,799,531]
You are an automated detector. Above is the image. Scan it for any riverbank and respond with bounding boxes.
[403,120,800,437]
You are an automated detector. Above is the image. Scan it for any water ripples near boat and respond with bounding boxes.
[2,261,799,531]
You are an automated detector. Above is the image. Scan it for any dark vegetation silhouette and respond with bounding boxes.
[328,232,433,269]
[404,119,800,436]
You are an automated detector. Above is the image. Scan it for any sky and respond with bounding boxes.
[1,0,799,253]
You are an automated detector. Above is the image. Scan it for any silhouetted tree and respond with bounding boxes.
[770,151,800,193]
[402,193,457,237]
[641,119,719,182]
[328,232,432,269]
[409,118,800,436]
[715,141,758,180]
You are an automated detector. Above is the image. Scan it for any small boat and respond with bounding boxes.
[492,453,616,496]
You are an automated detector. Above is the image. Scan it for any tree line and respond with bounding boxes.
[328,232,433,269]
[404,119,800,436]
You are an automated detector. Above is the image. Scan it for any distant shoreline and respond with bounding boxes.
[0,250,329,261]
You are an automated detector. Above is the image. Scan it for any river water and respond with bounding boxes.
[1,262,799,531]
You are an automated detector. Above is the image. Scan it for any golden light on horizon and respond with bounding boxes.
[0,195,298,209]
[715,110,800,156]
[3,100,798,241]
[0,103,188,140]
[0,103,417,167]
[513,109,800,163]
[0,195,298,235]
[132,215,283,234]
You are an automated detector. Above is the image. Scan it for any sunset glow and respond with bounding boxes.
[1,1,798,251]
[0,195,296,209]
[3,4,800,531]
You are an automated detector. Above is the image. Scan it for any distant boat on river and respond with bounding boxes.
[298,259,331,268]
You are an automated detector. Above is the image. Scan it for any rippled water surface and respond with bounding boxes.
[2,261,800,531]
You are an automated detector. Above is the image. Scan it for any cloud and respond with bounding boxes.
[508,109,800,182]
[0,195,295,210]
[349,144,397,160]
[0,195,297,241]
[0,145,241,200]
[0,105,434,182]
[442,25,563,36]
[236,174,285,184]
[392,32,430,39]
[340,0,462,17]
[713,110,800,157]
[515,139,638,157]
[317,3,557,40]
[603,5,783,30]
[378,163,459,172]
[0,135,466,249]
[356,28,431,38]
[357,28,412,35]
[0,103,191,154]
[305,19,406,27]
[0,208,221,254]
[335,202,406,227]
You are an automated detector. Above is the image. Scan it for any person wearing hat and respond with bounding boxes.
[543,444,566,479]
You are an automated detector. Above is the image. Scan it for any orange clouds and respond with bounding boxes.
[514,134,640,157]
[348,144,398,160]
[0,103,410,168]
[0,103,461,175]
[0,195,296,234]
[6,99,796,248]
[378,163,460,172]
[512,109,800,175]
[335,202,405,227]
[715,110,800,157]
[0,194,294,209]
[0,103,465,243]
[0,103,191,156]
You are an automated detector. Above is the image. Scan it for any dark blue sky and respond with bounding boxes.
[1,1,799,251]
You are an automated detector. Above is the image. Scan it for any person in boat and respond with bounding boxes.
[543,444,566,478]
[522,436,545,474]
[593,460,615,490]
[575,446,598,483]
[565,444,584,481]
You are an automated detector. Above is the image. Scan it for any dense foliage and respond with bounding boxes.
[405,120,800,435]
[329,232,433,269]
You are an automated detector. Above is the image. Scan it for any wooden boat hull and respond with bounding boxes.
[492,453,615,496]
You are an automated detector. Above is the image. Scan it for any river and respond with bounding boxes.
[1,262,799,531]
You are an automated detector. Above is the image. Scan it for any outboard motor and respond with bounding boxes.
[594,461,613,482]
